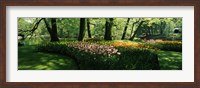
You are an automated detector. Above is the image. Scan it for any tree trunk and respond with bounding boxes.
[159,22,162,35]
[148,26,151,36]
[78,18,86,41]
[160,22,166,35]
[130,20,140,39]
[43,18,59,42]
[104,18,114,40]
[129,21,144,41]
[43,18,53,40]
[50,18,59,42]
[130,24,134,38]
[150,26,153,35]
[87,19,92,38]
[121,18,130,40]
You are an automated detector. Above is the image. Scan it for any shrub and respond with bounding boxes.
[37,42,120,70]
[145,40,182,52]
[37,42,160,70]
[115,47,160,70]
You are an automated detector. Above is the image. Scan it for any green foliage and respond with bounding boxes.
[18,17,182,41]
[115,47,160,70]
[90,18,106,38]
[145,40,182,52]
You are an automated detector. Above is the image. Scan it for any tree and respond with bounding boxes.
[50,18,59,41]
[43,18,59,42]
[87,18,92,38]
[78,18,86,41]
[18,18,44,39]
[121,18,130,40]
[129,21,144,41]
[130,19,140,39]
[104,18,114,40]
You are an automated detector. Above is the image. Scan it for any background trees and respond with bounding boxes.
[18,18,182,42]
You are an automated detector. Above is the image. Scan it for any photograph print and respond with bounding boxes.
[18,18,182,70]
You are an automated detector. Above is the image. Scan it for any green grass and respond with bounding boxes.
[157,51,182,70]
[18,45,78,70]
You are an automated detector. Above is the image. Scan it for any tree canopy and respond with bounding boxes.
[18,18,182,42]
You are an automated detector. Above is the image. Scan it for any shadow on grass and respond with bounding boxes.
[18,45,78,70]
[157,51,182,70]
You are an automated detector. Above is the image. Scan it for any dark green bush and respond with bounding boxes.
[156,43,182,52]
[37,42,160,70]
[115,47,160,70]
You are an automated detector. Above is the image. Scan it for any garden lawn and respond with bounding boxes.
[157,50,182,70]
[18,45,78,70]
[18,41,182,70]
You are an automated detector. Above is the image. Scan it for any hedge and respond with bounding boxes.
[37,42,160,70]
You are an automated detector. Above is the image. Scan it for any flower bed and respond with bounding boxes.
[111,41,157,50]
[144,40,182,52]
[37,41,160,70]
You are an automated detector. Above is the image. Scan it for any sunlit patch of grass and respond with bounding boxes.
[34,65,48,70]
[157,50,182,70]
[18,45,78,70]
